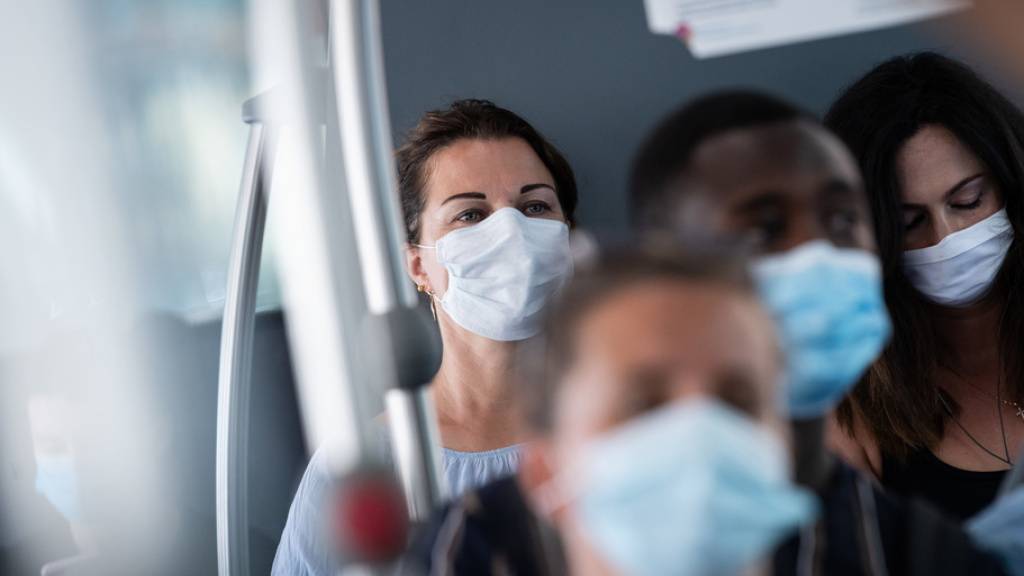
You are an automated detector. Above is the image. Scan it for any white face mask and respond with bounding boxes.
[903,209,1014,307]
[420,207,572,341]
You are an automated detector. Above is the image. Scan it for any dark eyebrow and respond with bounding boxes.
[732,191,787,216]
[520,183,556,194]
[440,192,486,206]
[902,173,984,209]
[440,184,554,206]
[945,174,985,199]
[820,178,857,199]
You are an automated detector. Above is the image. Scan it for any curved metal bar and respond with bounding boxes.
[329,0,446,521]
[384,388,446,520]
[329,0,417,315]
[216,120,277,576]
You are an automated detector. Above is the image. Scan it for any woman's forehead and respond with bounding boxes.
[423,138,555,203]
[897,125,986,204]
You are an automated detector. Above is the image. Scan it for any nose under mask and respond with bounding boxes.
[902,209,1014,308]
[752,241,892,419]
[554,399,818,576]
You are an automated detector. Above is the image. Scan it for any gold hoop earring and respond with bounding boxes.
[417,284,438,321]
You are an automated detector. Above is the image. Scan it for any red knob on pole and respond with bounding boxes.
[332,470,409,564]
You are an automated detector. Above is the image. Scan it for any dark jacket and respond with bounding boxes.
[403,463,1007,576]
[402,476,564,575]
[773,461,1006,575]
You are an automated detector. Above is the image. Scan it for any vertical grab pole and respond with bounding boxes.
[252,0,409,571]
[328,0,446,520]
[261,0,387,557]
[215,109,277,576]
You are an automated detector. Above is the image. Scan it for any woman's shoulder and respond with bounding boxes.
[827,408,883,478]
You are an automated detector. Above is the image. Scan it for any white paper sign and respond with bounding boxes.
[644,0,970,59]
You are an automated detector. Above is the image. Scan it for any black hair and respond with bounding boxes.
[629,90,812,231]
[825,52,1024,455]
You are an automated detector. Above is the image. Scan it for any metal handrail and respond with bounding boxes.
[328,0,446,521]
[215,112,276,576]
[217,0,447,572]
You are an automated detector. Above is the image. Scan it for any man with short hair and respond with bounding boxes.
[628,90,1005,575]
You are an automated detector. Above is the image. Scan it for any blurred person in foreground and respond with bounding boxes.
[409,246,818,575]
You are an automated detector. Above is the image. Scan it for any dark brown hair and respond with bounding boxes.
[825,52,1024,456]
[519,243,755,432]
[395,99,578,243]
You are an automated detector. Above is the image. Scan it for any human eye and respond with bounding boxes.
[715,371,759,417]
[826,208,860,237]
[521,201,552,216]
[454,209,486,224]
[903,209,925,232]
[749,213,786,249]
[951,190,984,210]
[949,179,987,210]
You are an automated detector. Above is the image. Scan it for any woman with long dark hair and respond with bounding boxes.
[825,52,1024,521]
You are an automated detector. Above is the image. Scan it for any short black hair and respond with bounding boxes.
[519,242,755,432]
[629,90,812,231]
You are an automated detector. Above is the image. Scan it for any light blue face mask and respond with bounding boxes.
[569,399,818,576]
[752,241,892,418]
[968,486,1024,574]
[35,452,80,521]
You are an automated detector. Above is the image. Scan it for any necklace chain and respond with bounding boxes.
[956,372,1023,411]
[938,395,1012,466]
[940,366,1019,467]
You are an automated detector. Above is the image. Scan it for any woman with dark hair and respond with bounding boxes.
[825,52,1024,521]
[396,98,577,491]
[272,99,578,576]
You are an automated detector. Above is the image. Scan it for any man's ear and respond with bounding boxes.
[518,440,566,523]
[404,244,431,292]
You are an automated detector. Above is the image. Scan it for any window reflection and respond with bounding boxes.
[0,1,274,574]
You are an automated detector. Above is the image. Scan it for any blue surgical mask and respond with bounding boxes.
[555,399,818,576]
[968,486,1024,574]
[752,241,892,418]
[35,452,80,521]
